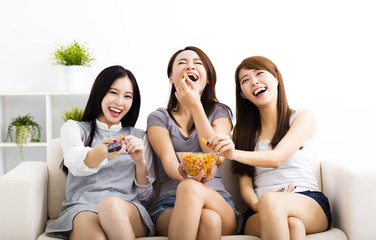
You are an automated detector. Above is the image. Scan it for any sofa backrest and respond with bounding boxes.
[46,138,322,218]
[47,138,66,219]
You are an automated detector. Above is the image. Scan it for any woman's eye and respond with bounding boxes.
[241,79,249,84]
[124,95,133,99]
[177,61,185,65]
[109,91,117,95]
[257,71,264,76]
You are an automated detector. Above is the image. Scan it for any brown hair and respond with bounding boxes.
[166,46,231,128]
[232,56,293,177]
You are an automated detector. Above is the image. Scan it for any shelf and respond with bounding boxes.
[0,91,89,175]
[0,142,47,147]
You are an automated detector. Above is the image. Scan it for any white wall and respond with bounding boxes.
[1,0,375,163]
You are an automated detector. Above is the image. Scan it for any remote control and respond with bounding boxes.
[108,141,122,153]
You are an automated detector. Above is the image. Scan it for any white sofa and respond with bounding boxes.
[1,138,373,240]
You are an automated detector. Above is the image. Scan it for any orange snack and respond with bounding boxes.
[201,138,208,145]
[184,73,188,80]
[178,152,218,176]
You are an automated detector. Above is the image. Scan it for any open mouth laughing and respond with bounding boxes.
[253,87,267,97]
[185,73,199,81]
[109,107,122,117]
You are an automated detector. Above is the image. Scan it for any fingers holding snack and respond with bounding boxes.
[122,135,145,163]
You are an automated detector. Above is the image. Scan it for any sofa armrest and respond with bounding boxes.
[321,158,376,240]
[0,161,48,240]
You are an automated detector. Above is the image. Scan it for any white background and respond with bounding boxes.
[1,0,375,164]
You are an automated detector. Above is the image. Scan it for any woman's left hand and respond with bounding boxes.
[174,77,201,109]
[122,135,146,164]
[178,163,217,183]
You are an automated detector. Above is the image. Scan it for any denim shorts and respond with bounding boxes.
[150,193,241,224]
[241,191,332,233]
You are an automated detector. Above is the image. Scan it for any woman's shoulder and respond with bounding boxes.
[290,108,315,124]
[210,102,232,120]
[61,119,85,130]
[148,107,168,116]
[147,107,170,126]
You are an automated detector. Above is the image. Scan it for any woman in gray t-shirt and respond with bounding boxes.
[147,46,239,239]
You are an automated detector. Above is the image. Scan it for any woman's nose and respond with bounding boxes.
[115,96,123,105]
[252,78,259,86]
[186,61,195,70]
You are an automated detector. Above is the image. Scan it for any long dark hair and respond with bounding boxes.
[232,56,293,177]
[61,65,141,174]
[166,46,232,128]
[81,65,141,147]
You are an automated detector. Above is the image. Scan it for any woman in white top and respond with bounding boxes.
[208,56,331,239]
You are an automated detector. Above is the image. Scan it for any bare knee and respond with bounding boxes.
[200,210,222,233]
[258,192,279,213]
[98,196,130,221]
[176,179,203,198]
[197,210,222,240]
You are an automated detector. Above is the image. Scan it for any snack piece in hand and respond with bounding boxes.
[201,138,209,145]
[176,152,219,177]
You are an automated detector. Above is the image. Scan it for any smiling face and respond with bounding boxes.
[98,76,133,128]
[238,68,279,107]
[169,50,208,94]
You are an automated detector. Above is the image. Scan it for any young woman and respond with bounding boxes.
[208,56,332,239]
[46,65,155,239]
[147,46,239,240]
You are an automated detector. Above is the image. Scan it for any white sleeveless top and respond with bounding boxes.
[253,109,321,198]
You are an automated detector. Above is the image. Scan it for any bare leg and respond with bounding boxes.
[197,209,222,240]
[69,211,106,240]
[97,196,148,240]
[155,209,173,236]
[258,192,328,240]
[244,213,261,237]
[288,217,306,240]
[168,179,237,240]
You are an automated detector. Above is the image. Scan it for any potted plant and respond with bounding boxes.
[61,106,84,122]
[51,40,95,91]
[5,114,42,160]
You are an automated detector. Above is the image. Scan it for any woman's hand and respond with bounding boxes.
[178,163,217,183]
[208,134,236,160]
[174,77,201,109]
[276,184,296,192]
[99,138,125,159]
[123,135,146,165]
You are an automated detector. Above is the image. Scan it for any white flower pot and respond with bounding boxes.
[64,66,85,91]
[12,126,32,144]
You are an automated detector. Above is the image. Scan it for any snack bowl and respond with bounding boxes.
[176,152,220,177]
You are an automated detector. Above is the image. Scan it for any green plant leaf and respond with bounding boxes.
[5,114,42,160]
[50,40,95,67]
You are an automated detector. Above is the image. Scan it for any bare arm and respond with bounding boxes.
[239,174,259,212]
[147,125,184,181]
[210,110,316,168]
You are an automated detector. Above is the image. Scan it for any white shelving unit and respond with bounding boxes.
[0,92,89,175]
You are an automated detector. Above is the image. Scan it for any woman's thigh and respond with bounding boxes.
[97,196,148,237]
[70,211,105,240]
[259,192,328,234]
[155,209,173,236]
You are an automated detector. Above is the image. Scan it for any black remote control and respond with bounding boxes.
[108,141,122,153]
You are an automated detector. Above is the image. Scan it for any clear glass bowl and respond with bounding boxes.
[176,152,220,177]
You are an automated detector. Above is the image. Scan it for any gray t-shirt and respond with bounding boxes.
[147,104,232,202]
